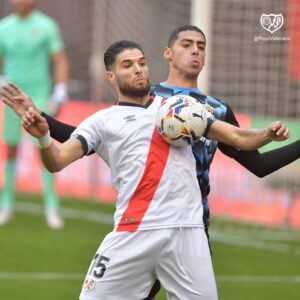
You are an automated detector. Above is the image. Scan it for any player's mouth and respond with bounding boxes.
[191,60,200,67]
[135,77,146,83]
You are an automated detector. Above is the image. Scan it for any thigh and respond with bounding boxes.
[3,106,22,145]
[79,231,158,300]
[29,87,50,112]
[156,228,218,300]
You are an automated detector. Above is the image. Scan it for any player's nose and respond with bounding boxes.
[133,63,143,74]
[191,44,199,55]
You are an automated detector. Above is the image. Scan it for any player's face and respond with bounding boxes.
[10,0,36,16]
[165,31,206,79]
[108,49,150,98]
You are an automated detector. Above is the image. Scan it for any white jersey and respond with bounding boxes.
[71,95,204,231]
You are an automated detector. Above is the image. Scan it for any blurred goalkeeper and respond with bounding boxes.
[0,0,69,229]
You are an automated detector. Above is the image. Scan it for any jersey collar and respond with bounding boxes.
[116,94,155,108]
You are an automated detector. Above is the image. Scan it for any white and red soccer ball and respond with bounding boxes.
[156,95,208,147]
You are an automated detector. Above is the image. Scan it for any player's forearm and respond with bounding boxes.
[39,142,67,172]
[207,121,272,150]
[38,138,84,173]
[41,112,75,142]
[233,127,272,150]
[52,51,69,84]
[234,140,300,177]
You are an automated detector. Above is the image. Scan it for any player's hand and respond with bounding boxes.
[267,121,290,141]
[0,82,39,116]
[21,107,49,138]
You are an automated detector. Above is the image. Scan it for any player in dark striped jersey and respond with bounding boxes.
[145,26,300,299]
[152,25,300,244]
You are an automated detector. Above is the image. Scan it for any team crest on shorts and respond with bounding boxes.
[83,277,96,291]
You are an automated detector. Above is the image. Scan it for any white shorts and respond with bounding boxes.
[79,227,218,300]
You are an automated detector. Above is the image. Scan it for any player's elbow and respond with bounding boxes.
[42,162,64,173]
[46,166,62,173]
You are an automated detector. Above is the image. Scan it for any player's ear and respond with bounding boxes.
[107,71,117,86]
[164,47,172,61]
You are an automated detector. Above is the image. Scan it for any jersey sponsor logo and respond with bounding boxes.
[124,115,136,122]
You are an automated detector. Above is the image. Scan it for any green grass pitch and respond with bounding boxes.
[0,193,299,299]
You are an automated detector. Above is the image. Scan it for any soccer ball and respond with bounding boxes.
[156,95,208,147]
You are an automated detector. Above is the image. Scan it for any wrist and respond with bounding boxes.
[55,82,68,90]
[52,82,68,104]
[37,131,52,149]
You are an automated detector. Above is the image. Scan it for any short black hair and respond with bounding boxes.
[104,40,145,71]
[168,25,206,47]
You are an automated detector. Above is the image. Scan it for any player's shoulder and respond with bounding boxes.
[85,104,119,121]
[151,83,174,98]
[205,94,228,107]
[0,14,16,30]
[32,10,59,28]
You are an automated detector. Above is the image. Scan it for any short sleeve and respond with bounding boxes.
[70,112,104,155]
[47,20,64,54]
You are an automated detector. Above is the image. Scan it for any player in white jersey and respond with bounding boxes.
[73,93,207,231]
[2,40,289,299]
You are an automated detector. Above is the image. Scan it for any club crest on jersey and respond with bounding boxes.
[83,277,96,292]
[260,13,284,34]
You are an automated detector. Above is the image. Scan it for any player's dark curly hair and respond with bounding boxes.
[168,25,206,47]
[104,40,145,71]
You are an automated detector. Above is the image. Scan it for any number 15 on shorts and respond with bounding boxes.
[87,253,110,279]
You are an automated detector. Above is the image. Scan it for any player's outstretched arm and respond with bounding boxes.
[207,119,290,150]
[219,141,300,177]
[217,104,299,177]
[22,107,84,173]
[1,82,77,143]
[1,82,39,115]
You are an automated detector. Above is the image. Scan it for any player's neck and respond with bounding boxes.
[165,74,198,89]
[16,9,34,18]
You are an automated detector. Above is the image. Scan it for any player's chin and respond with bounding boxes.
[135,81,150,91]
[136,86,150,97]
[185,68,201,78]
[190,66,202,72]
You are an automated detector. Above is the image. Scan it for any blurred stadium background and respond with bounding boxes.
[0,0,300,299]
